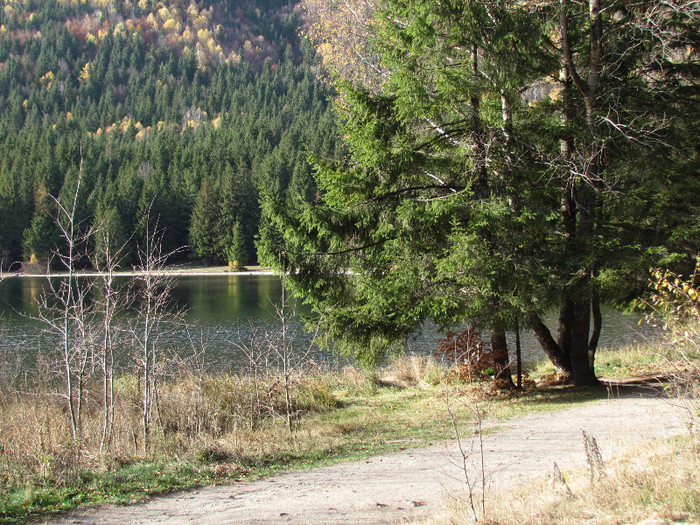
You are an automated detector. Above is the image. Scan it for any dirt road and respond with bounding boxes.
[46,392,691,525]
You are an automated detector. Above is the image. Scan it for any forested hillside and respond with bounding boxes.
[0,0,339,269]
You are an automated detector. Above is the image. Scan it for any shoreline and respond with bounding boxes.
[2,266,276,278]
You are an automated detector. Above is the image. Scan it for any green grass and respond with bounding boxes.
[0,461,240,524]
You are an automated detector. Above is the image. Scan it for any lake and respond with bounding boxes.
[0,273,660,372]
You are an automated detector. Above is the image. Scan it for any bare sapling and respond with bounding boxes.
[91,223,131,450]
[445,387,490,523]
[269,270,319,432]
[234,269,319,432]
[34,164,96,443]
[128,219,184,451]
[234,322,273,430]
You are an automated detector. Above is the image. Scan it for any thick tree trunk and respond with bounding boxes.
[556,297,574,359]
[490,323,514,389]
[569,293,599,386]
[528,313,572,380]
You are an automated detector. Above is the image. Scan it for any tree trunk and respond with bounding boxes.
[556,297,574,360]
[528,313,572,381]
[589,288,602,370]
[569,294,599,386]
[490,323,514,389]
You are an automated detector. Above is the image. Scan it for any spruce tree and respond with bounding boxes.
[262,0,699,383]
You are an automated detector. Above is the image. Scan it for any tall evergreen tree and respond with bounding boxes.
[262,0,699,383]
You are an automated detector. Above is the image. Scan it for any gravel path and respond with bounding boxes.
[45,391,691,525]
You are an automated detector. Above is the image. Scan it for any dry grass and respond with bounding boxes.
[0,364,351,490]
[489,437,698,525]
[0,356,453,495]
[378,355,447,387]
[422,436,700,525]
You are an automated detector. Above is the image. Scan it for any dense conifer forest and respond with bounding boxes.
[0,0,339,269]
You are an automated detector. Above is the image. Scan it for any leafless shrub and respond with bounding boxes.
[444,386,490,523]
[33,164,97,443]
[233,275,320,432]
[125,220,185,451]
[91,216,132,451]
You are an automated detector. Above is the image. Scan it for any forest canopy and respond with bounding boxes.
[0,0,340,268]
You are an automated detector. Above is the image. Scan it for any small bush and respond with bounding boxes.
[435,328,498,382]
[640,257,700,401]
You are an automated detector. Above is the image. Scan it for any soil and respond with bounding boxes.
[44,386,692,525]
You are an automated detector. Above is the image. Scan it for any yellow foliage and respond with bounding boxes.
[192,13,208,31]
[195,46,207,68]
[640,255,700,328]
[39,71,55,88]
[135,127,151,140]
[547,85,564,102]
[119,116,132,132]
[317,42,332,57]
[162,18,181,33]
[157,6,170,21]
[197,28,211,42]
[66,112,73,120]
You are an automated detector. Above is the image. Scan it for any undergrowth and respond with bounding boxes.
[0,353,610,524]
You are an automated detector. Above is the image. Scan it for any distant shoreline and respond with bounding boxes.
[3,266,276,278]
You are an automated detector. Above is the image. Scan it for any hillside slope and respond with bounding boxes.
[0,0,338,267]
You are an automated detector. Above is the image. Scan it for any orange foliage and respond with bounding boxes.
[435,328,499,382]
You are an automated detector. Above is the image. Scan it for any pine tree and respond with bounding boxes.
[189,176,221,264]
[262,0,699,383]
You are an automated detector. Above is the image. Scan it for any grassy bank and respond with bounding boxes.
[0,355,594,524]
[0,330,696,524]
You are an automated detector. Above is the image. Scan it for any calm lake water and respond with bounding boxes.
[0,274,660,372]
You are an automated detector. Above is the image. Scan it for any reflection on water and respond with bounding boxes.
[0,274,661,371]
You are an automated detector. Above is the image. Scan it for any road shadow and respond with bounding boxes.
[533,374,672,403]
